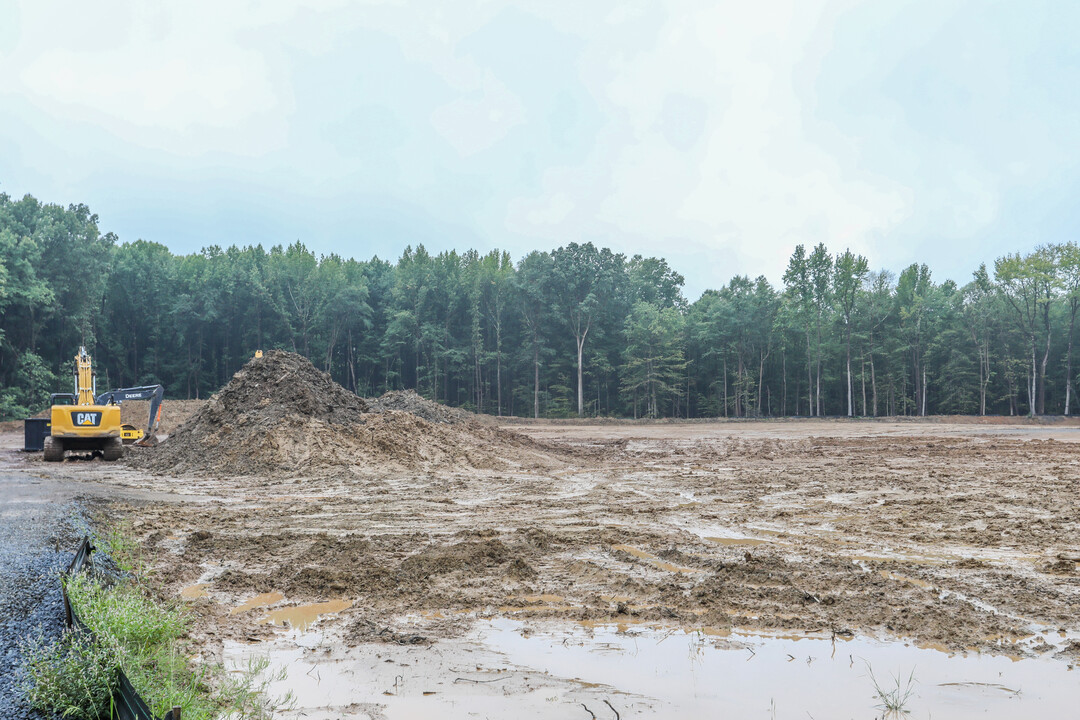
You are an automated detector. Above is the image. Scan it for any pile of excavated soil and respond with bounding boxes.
[132,351,552,478]
[369,390,479,425]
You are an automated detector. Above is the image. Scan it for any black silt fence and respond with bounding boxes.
[61,537,182,720]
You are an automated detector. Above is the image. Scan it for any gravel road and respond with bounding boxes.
[0,432,189,718]
[0,462,81,719]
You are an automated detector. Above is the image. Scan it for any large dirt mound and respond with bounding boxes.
[132,351,551,478]
[198,349,371,423]
[369,390,478,425]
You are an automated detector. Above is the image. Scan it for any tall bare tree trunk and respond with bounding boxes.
[861,356,866,417]
[496,323,503,416]
[871,352,878,417]
[981,334,990,416]
[846,334,853,417]
[815,314,823,417]
[1066,301,1077,415]
[1036,294,1052,414]
[575,328,588,417]
[1028,341,1036,418]
[1039,327,1051,415]
[532,343,540,419]
[347,328,356,394]
[911,347,919,416]
[1029,340,1037,417]
[723,358,729,418]
[735,357,743,418]
[921,367,927,416]
[782,352,787,416]
[757,348,770,417]
[816,355,822,416]
[980,372,987,416]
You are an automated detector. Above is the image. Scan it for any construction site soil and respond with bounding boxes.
[129,351,549,479]
[44,420,1080,657]
[10,358,1080,707]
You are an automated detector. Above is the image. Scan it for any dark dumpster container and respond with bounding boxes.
[24,418,51,451]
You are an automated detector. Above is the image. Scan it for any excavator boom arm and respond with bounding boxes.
[75,346,96,405]
[95,385,165,436]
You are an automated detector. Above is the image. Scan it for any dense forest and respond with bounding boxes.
[1,190,1077,420]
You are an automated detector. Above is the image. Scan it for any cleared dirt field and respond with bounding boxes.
[10,416,1080,716]
[19,418,1080,652]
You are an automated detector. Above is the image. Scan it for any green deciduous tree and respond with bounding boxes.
[622,302,686,418]
[833,249,869,416]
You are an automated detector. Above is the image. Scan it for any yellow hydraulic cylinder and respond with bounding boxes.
[75,346,96,406]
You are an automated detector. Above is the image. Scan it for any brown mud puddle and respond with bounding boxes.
[225,619,1080,719]
[258,599,353,631]
[230,591,285,615]
[179,583,210,599]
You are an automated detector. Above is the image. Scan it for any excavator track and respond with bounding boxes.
[102,437,123,462]
[43,437,63,462]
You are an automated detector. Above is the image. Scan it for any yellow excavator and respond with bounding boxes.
[44,347,163,462]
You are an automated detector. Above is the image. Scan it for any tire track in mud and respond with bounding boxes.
[17,420,1080,664]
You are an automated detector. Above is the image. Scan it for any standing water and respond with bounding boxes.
[225,619,1080,719]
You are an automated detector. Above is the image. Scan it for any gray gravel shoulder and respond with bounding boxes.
[0,431,198,718]
[0,465,84,719]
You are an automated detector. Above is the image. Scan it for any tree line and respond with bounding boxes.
[1,189,1078,420]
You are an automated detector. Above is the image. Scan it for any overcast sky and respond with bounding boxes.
[2,0,1077,300]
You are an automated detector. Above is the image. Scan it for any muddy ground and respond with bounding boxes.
[9,417,1080,667]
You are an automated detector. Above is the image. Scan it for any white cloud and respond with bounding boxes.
[20,49,277,132]
[0,0,353,155]
[502,0,912,289]
[430,69,525,157]
[522,192,575,226]
[3,0,1056,297]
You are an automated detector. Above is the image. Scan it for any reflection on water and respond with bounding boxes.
[226,619,1080,720]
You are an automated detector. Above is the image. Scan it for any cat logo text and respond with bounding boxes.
[71,411,102,427]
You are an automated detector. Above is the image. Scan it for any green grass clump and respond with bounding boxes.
[64,572,188,649]
[20,628,118,719]
[22,544,290,720]
[100,519,144,575]
[865,661,917,715]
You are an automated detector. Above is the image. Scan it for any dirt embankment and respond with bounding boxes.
[130,351,552,478]
[369,389,485,425]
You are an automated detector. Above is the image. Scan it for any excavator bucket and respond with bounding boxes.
[135,403,164,445]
